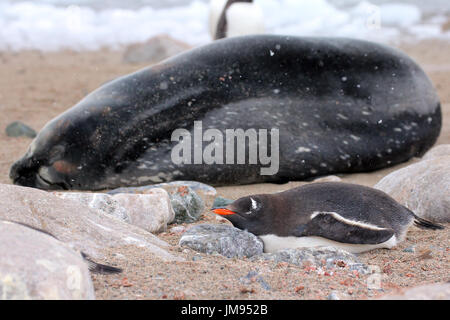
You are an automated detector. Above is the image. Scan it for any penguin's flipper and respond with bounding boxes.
[298,211,395,245]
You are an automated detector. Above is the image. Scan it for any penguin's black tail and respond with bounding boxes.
[412,214,445,230]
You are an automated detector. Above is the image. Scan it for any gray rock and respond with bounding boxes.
[251,246,369,274]
[123,34,191,64]
[0,221,95,300]
[179,224,264,258]
[0,184,181,262]
[421,144,450,161]
[379,282,450,300]
[170,186,204,224]
[403,246,416,253]
[5,121,36,138]
[212,197,234,209]
[374,156,450,223]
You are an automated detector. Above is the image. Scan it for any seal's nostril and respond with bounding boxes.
[9,157,40,185]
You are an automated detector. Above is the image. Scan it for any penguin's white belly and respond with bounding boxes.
[259,234,398,254]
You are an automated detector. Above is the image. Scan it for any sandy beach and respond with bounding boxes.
[0,39,448,300]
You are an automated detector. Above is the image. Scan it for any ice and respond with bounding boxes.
[0,0,448,51]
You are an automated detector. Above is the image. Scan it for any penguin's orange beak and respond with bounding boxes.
[212,208,236,216]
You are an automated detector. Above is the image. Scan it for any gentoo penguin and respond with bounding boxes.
[212,182,444,254]
[209,0,265,40]
[1,220,122,274]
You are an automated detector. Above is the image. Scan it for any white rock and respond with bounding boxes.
[0,184,181,262]
[54,192,130,222]
[0,221,95,300]
[374,156,450,222]
[55,188,175,233]
[379,283,450,300]
[113,189,175,233]
[421,144,450,161]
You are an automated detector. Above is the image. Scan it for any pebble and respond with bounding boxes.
[327,291,340,300]
[403,246,416,253]
[239,271,271,291]
[5,121,36,138]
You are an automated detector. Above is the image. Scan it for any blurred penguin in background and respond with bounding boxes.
[209,0,265,40]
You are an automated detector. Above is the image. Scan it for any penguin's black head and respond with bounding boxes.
[212,195,272,235]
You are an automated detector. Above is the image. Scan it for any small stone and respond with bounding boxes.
[179,224,264,258]
[349,263,369,275]
[240,270,271,291]
[403,246,416,253]
[327,291,340,300]
[5,121,36,138]
[170,226,186,234]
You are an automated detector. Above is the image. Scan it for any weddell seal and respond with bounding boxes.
[212,182,444,253]
[10,35,441,190]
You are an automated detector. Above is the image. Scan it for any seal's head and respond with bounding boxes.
[10,110,106,190]
[9,63,175,191]
[9,84,144,190]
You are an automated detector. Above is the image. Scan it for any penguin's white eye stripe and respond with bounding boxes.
[311,211,387,231]
[250,197,257,210]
